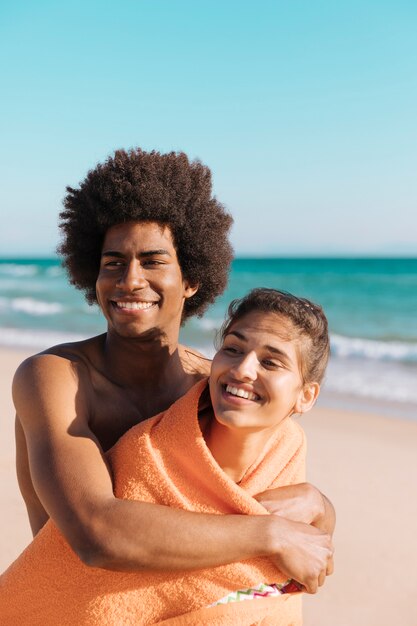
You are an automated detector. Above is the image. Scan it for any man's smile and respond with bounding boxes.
[111,300,158,311]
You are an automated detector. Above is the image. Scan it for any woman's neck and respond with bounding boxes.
[203,416,279,484]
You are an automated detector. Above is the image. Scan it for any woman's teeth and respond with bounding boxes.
[225,385,258,401]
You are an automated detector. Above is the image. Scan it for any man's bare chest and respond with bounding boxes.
[87,385,150,451]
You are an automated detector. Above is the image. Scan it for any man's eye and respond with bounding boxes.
[141,258,166,267]
[104,260,123,267]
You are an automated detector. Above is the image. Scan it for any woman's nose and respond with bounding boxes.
[230,351,258,381]
[116,261,148,290]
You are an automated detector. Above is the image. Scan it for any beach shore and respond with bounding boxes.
[1,346,416,626]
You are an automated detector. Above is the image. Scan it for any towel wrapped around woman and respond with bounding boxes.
[0,379,305,625]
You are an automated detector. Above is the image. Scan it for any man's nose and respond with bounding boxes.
[116,261,148,290]
[230,351,258,381]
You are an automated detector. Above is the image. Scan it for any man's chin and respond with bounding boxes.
[109,324,165,342]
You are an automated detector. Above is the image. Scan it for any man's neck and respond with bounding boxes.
[102,329,179,385]
[96,329,209,422]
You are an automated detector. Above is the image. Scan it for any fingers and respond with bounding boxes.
[303,578,318,594]
[318,569,326,588]
[326,554,334,576]
[300,566,328,594]
[298,546,334,594]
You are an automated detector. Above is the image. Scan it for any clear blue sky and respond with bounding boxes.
[1,1,416,256]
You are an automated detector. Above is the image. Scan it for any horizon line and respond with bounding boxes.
[1,254,417,261]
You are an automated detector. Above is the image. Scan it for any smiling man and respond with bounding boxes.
[97,221,198,343]
[12,148,334,592]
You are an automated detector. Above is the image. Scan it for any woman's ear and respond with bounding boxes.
[295,382,320,415]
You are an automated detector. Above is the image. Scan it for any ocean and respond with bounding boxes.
[1,257,417,419]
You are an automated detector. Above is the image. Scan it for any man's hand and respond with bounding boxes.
[255,482,336,534]
[269,515,334,594]
[257,483,335,592]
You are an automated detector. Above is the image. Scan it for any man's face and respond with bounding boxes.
[96,221,197,341]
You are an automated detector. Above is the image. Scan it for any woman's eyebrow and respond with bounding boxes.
[227,330,245,340]
[265,345,292,364]
[226,330,291,362]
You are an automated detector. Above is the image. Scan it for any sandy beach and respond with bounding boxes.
[1,346,416,626]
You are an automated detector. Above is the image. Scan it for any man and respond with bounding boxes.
[14,148,334,592]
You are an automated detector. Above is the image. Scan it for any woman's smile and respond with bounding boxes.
[209,310,306,432]
[222,383,261,403]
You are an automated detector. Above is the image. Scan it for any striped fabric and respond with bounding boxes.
[210,580,302,606]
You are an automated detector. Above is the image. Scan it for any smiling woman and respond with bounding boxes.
[209,311,316,431]
[206,289,330,485]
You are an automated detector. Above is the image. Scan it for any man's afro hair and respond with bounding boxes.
[58,148,234,320]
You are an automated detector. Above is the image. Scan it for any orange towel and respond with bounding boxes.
[0,380,306,625]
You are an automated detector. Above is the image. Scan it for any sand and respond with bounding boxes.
[1,346,416,626]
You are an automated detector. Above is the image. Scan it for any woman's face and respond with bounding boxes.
[209,310,315,433]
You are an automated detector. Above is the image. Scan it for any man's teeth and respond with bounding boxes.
[116,301,155,310]
[225,385,258,401]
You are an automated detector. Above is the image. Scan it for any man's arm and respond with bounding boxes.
[14,354,332,592]
[255,482,335,586]
[255,483,336,535]
[15,415,49,534]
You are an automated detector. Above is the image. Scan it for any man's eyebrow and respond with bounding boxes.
[140,249,171,257]
[227,330,292,362]
[101,249,171,258]
[101,250,124,258]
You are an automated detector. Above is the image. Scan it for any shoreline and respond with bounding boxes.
[1,346,417,625]
[4,344,416,421]
[3,341,417,422]
[318,389,417,422]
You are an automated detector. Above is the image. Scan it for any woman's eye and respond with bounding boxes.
[223,346,240,354]
[262,359,280,368]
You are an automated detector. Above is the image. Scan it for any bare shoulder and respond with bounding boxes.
[14,334,105,383]
[13,335,106,428]
[178,344,211,378]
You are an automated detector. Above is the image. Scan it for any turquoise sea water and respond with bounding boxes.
[1,258,417,415]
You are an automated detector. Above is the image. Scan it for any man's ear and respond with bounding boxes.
[183,281,199,299]
[295,382,320,415]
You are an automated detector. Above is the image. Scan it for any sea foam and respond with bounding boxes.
[0,327,87,350]
[11,298,65,316]
[0,263,38,277]
[325,357,417,404]
[331,334,417,363]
